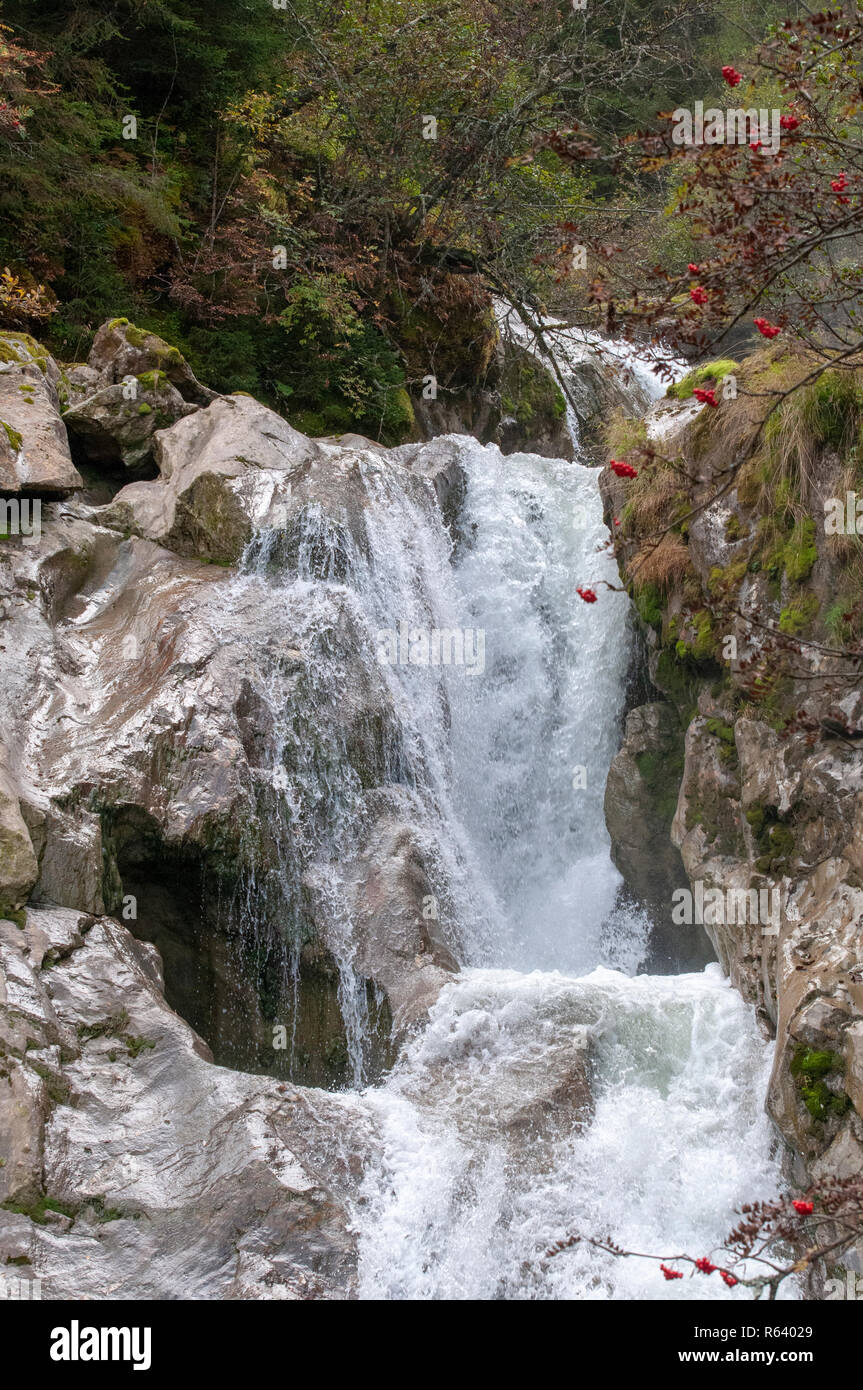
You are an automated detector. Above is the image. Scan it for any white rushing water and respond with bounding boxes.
[215,336,785,1298]
[350,437,785,1300]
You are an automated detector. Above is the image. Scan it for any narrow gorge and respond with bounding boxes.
[3,313,858,1302]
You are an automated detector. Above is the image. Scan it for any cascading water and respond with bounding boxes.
[349,437,787,1300]
[208,336,788,1299]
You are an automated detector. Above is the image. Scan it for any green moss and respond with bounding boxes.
[766,822,794,856]
[82,1196,125,1223]
[0,420,22,452]
[791,1046,850,1122]
[800,369,863,450]
[386,386,416,439]
[705,716,738,766]
[136,370,168,391]
[784,517,817,583]
[705,717,734,744]
[503,352,566,426]
[1,1194,78,1225]
[779,593,820,635]
[675,609,716,662]
[635,742,684,825]
[708,557,749,601]
[137,403,153,416]
[77,1010,129,1044]
[125,1035,156,1059]
[724,513,748,543]
[791,1047,844,1080]
[747,802,795,868]
[655,645,699,723]
[0,331,43,361]
[667,359,738,400]
[634,582,663,628]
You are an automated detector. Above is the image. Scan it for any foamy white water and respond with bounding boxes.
[355,965,780,1300]
[346,401,786,1300]
[208,339,784,1297]
[447,441,637,973]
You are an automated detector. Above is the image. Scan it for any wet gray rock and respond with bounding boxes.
[87,320,217,407]
[0,906,373,1298]
[0,333,82,495]
[63,377,196,474]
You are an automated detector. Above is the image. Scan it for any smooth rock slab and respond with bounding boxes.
[0,907,374,1299]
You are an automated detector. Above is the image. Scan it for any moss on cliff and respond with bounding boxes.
[791,1047,850,1123]
[666,358,738,400]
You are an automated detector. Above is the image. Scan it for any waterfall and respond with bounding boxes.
[347,435,786,1299]
[207,344,786,1298]
[446,440,642,973]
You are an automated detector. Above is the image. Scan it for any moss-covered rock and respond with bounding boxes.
[666,358,738,400]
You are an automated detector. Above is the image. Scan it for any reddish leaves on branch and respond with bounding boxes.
[548,1179,863,1297]
[544,13,863,369]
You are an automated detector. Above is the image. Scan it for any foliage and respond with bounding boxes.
[0,0,769,437]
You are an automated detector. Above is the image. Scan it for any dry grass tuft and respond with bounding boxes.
[627,535,692,592]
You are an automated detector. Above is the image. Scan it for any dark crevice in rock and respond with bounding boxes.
[104,808,396,1091]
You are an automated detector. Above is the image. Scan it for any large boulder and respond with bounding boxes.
[87,319,217,407]
[63,374,196,474]
[100,394,319,562]
[0,906,371,1297]
[0,332,82,495]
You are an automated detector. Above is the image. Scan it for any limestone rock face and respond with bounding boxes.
[87,320,217,407]
[0,333,83,495]
[604,702,687,904]
[63,377,196,473]
[0,907,371,1298]
[0,388,487,1291]
[0,761,39,917]
[0,404,471,1081]
[606,365,863,1214]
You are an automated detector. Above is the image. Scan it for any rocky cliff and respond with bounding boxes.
[0,319,488,1295]
[602,349,863,1241]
